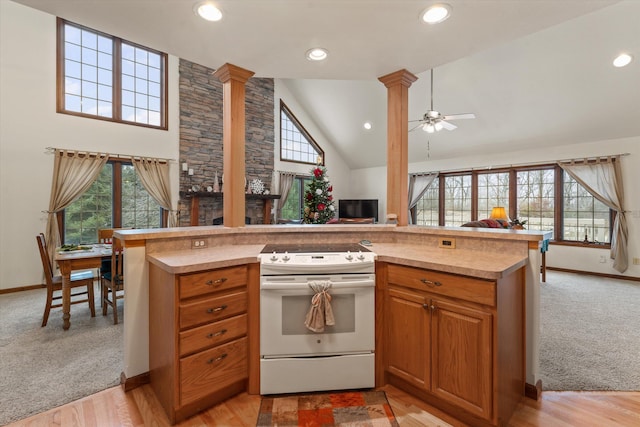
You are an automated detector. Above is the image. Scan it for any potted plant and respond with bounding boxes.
[510,218,527,229]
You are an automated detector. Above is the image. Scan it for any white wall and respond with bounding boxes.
[0,1,181,289]
[351,136,640,278]
[273,80,351,218]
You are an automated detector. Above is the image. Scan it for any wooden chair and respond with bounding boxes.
[36,233,96,327]
[101,237,124,324]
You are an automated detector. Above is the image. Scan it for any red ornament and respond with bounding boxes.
[317,203,326,211]
[306,192,313,201]
[328,185,333,192]
[328,195,333,201]
[314,168,323,178]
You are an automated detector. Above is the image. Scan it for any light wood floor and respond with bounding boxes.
[7,384,640,427]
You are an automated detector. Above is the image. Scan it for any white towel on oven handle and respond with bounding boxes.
[304,280,335,332]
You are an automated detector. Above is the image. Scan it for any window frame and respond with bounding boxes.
[58,158,167,243]
[279,100,324,165]
[56,18,168,130]
[412,163,613,248]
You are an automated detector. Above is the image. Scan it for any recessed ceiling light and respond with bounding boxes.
[421,4,452,24]
[194,2,223,22]
[613,53,633,67]
[363,122,372,130]
[306,48,329,61]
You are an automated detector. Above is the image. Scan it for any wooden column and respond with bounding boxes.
[213,63,255,227]
[378,69,418,226]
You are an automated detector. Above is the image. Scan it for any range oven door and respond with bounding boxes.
[260,274,375,358]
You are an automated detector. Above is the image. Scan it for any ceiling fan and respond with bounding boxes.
[410,69,475,133]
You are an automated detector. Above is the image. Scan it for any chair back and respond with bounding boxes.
[111,237,124,286]
[98,228,114,244]
[35,233,54,286]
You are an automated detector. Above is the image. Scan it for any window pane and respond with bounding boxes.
[121,165,161,229]
[517,169,555,233]
[280,103,323,165]
[562,172,610,243]
[444,175,472,226]
[477,172,509,219]
[415,179,439,226]
[64,164,113,244]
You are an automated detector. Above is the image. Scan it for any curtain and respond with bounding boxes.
[275,172,296,221]
[45,149,108,266]
[408,173,438,224]
[132,157,176,227]
[559,156,628,273]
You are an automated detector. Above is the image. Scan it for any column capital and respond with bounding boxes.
[378,69,418,89]
[213,63,255,84]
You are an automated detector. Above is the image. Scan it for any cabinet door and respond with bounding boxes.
[386,287,430,391]
[431,298,492,420]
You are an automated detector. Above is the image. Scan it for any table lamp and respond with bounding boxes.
[489,206,508,222]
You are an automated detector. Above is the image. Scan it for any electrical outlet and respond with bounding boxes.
[438,238,456,249]
[633,257,640,266]
[191,239,207,249]
[599,255,607,263]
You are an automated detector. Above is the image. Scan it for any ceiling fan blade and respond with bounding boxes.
[443,113,475,121]
[441,120,457,131]
[409,122,425,132]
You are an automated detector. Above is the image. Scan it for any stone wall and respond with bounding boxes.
[178,59,275,225]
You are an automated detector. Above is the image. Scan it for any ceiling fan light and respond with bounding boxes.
[421,4,452,24]
[434,121,444,131]
[423,123,435,133]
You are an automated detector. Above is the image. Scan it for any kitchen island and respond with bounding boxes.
[116,224,549,424]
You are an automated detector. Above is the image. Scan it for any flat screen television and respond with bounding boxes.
[338,199,379,223]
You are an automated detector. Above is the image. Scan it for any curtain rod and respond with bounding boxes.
[416,152,630,175]
[44,147,176,163]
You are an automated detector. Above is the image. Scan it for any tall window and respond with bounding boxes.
[517,169,555,233]
[280,176,312,220]
[443,175,472,226]
[57,18,167,129]
[477,172,509,219]
[63,160,162,244]
[563,172,610,243]
[280,100,324,165]
[415,179,439,226]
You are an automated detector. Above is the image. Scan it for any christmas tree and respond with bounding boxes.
[302,165,335,224]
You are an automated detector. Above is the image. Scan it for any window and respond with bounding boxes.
[562,172,610,243]
[413,163,613,246]
[280,100,324,165]
[414,178,439,226]
[477,172,509,220]
[443,175,472,226]
[63,160,162,244]
[516,169,555,233]
[279,176,313,220]
[57,18,167,129]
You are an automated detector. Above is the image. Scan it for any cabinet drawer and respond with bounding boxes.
[180,337,248,406]
[179,265,247,300]
[387,264,496,307]
[179,313,247,357]
[180,291,247,330]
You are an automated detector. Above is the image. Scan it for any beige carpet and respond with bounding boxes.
[0,285,123,425]
[540,271,640,391]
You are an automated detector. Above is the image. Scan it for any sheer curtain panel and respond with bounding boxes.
[45,150,108,266]
[559,156,628,273]
[132,157,176,227]
[276,172,295,221]
[408,173,438,224]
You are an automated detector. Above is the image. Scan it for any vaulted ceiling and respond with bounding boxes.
[12,0,640,168]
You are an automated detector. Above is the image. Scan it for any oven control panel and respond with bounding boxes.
[258,250,376,274]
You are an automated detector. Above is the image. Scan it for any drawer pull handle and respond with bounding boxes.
[205,277,228,286]
[207,353,228,364]
[207,329,227,338]
[420,279,442,287]
[206,304,228,314]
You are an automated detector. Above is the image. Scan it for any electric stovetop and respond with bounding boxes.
[260,243,371,254]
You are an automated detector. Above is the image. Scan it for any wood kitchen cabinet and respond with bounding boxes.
[148,264,251,424]
[381,263,524,427]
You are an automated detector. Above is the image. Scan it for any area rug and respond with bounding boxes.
[256,390,399,427]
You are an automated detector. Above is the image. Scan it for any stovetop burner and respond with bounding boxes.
[261,243,371,254]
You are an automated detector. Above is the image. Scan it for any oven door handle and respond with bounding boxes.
[261,280,374,290]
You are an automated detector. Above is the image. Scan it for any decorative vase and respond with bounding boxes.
[213,171,220,192]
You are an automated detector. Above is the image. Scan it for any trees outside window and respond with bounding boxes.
[63,160,161,244]
[443,175,472,226]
